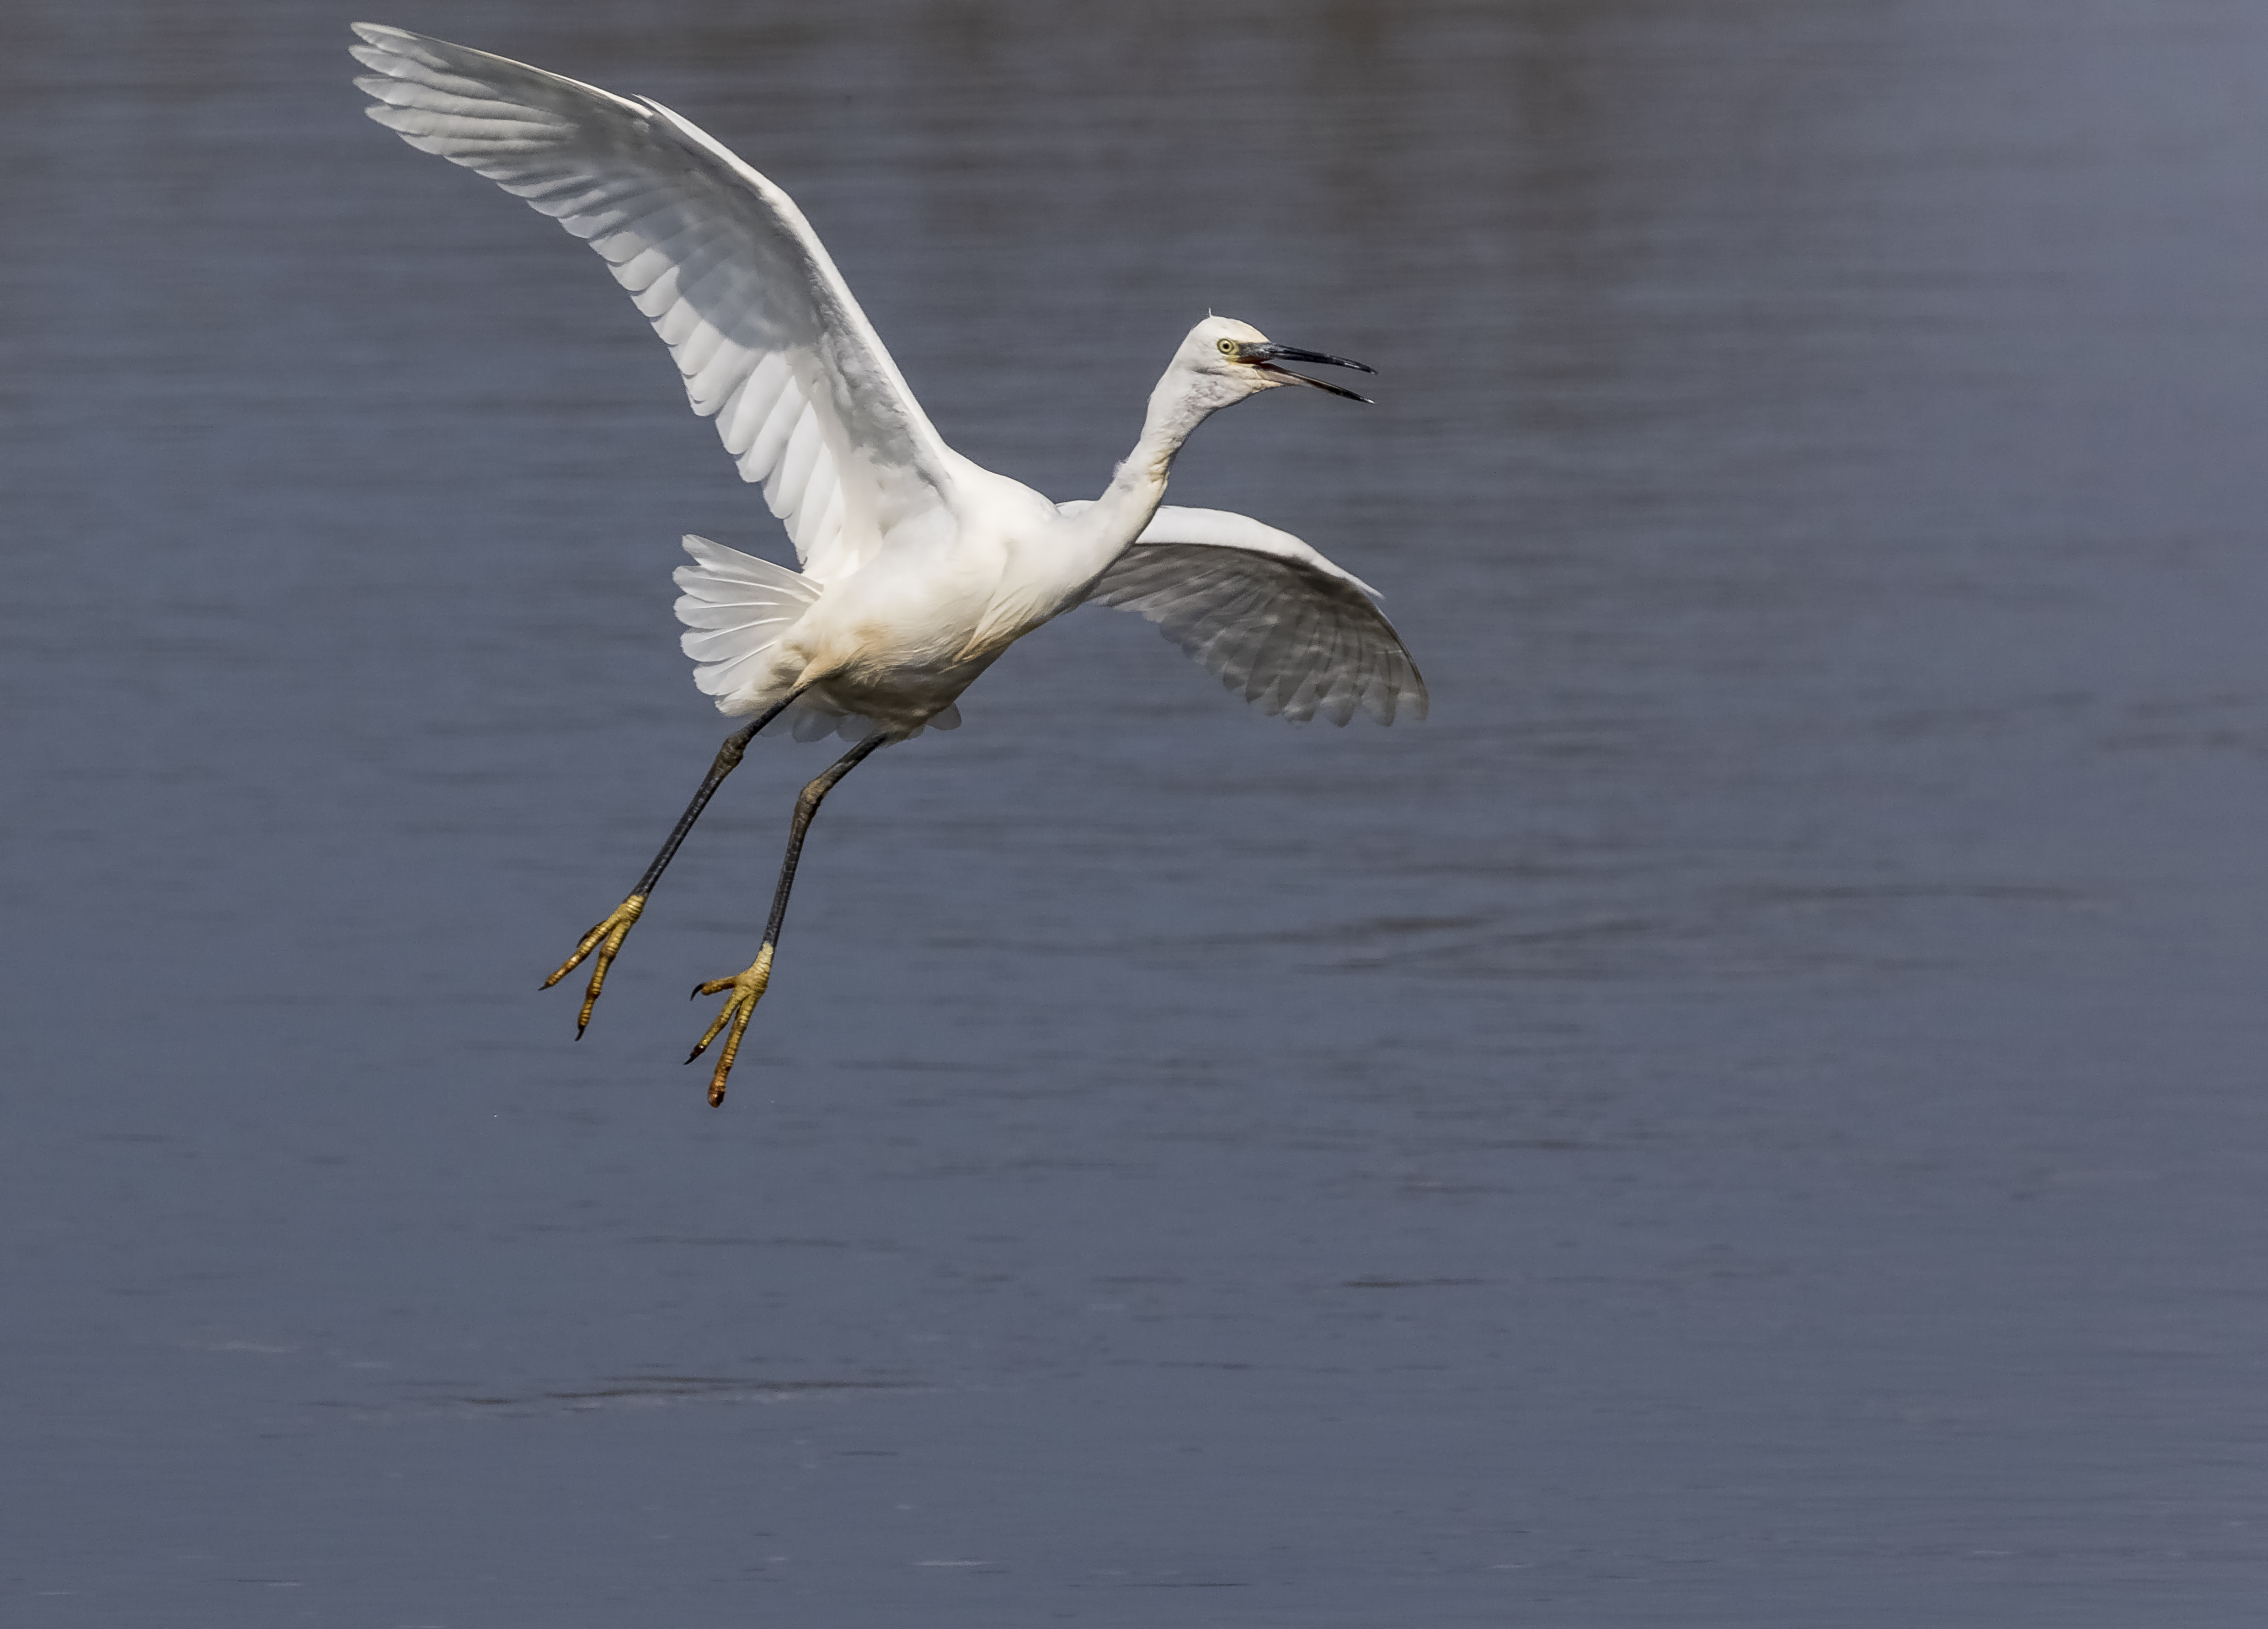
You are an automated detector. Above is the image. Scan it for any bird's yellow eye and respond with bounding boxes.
[1217,338,1238,356]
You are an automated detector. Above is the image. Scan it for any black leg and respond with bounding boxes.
[688,731,890,1106]
[543,685,808,1034]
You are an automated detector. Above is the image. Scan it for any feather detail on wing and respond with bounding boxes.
[350,22,956,584]
[1068,503,1428,726]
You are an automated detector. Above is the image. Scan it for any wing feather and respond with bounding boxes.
[350,22,956,582]
[1073,503,1428,726]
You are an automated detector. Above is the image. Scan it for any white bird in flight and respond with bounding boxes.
[350,23,1427,1105]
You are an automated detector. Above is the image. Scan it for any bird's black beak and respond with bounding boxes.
[1234,342,1376,402]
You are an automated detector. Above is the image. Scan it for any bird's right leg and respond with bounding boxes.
[687,731,889,1106]
[543,686,807,1035]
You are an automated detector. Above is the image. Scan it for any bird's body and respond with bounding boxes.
[351,23,1427,1101]
[679,336,1378,741]
[751,465,1078,735]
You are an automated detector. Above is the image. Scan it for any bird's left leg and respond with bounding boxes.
[688,732,890,1106]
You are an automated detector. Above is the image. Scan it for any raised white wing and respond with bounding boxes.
[1070,503,1428,726]
[350,22,956,583]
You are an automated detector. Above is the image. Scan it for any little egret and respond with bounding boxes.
[351,24,1428,1105]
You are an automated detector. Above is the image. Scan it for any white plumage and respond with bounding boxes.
[350,23,1428,1102]
[350,22,1424,741]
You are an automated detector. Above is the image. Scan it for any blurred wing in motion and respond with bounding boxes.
[1072,503,1428,725]
[350,22,957,582]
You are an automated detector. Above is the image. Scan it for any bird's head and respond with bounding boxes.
[1178,316,1375,404]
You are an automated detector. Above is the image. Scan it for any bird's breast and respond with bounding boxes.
[788,491,1091,710]
[785,546,991,689]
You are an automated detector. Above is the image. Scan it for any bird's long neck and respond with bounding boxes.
[1064,367,1240,569]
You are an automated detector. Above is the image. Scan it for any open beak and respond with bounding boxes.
[1235,342,1377,402]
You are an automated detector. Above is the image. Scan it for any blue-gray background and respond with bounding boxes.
[5,2,2265,1624]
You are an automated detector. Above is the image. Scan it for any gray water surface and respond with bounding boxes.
[5,2,2267,1624]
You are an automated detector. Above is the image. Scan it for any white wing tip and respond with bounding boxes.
[350,21,426,56]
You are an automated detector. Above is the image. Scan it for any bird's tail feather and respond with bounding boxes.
[672,534,962,739]
[673,534,821,704]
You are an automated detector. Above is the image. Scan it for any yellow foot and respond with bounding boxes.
[541,893,646,1036]
[686,944,775,1107]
